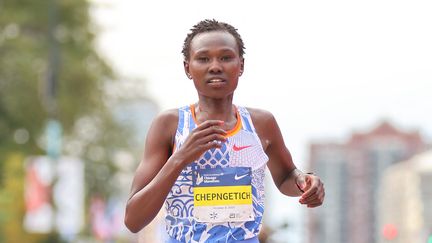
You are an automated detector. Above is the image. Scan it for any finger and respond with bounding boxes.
[199,126,227,137]
[192,125,227,139]
[201,134,227,144]
[306,202,323,208]
[300,186,318,201]
[199,138,225,151]
[301,188,325,205]
[195,120,224,131]
[188,131,226,147]
[300,177,321,199]
[299,193,319,204]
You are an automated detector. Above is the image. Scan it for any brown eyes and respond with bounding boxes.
[197,57,209,62]
[195,56,233,62]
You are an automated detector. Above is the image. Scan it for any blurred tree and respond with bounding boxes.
[0,153,50,243]
[0,0,137,241]
[0,154,31,242]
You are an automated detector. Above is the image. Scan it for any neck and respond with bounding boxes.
[194,97,236,127]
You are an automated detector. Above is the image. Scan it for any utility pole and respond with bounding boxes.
[46,0,62,160]
[46,0,62,239]
[46,0,60,119]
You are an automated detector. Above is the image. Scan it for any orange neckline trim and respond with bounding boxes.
[190,104,242,137]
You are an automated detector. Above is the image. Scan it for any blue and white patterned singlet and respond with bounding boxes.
[164,105,268,243]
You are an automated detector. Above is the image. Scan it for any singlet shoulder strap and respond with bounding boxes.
[237,106,257,133]
[177,105,196,136]
[174,106,197,152]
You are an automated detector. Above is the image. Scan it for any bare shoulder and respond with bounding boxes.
[147,108,179,145]
[244,107,279,148]
[154,108,178,125]
[244,107,276,126]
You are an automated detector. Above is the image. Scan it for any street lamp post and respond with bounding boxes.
[45,0,63,240]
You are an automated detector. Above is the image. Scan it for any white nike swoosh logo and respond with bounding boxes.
[234,174,248,180]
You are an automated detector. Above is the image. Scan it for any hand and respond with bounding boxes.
[174,120,227,166]
[296,173,325,208]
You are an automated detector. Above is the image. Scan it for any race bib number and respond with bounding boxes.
[192,166,254,222]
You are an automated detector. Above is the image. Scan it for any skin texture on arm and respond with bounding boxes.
[249,108,325,207]
[124,109,179,233]
[124,109,227,233]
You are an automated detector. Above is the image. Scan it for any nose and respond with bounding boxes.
[208,59,222,74]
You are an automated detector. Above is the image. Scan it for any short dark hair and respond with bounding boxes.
[182,19,245,61]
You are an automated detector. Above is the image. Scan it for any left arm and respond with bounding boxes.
[249,108,325,207]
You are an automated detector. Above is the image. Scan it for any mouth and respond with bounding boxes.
[206,78,226,86]
[207,78,224,83]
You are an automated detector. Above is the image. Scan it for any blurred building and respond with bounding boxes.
[307,143,349,243]
[378,150,432,243]
[106,78,161,241]
[307,121,427,243]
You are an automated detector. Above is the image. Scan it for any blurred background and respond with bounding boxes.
[0,0,431,243]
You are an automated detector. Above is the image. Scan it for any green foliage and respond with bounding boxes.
[0,0,138,240]
[0,0,114,146]
[0,0,128,184]
[0,153,48,243]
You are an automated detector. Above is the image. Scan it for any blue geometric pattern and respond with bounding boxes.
[197,144,229,169]
[165,105,268,242]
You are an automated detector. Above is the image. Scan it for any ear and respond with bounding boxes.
[184,61,192,79]
[239,58,245,76]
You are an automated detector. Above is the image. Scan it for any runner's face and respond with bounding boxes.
[185,31,244,99]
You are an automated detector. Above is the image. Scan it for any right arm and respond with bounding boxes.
[124,110,226,233]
